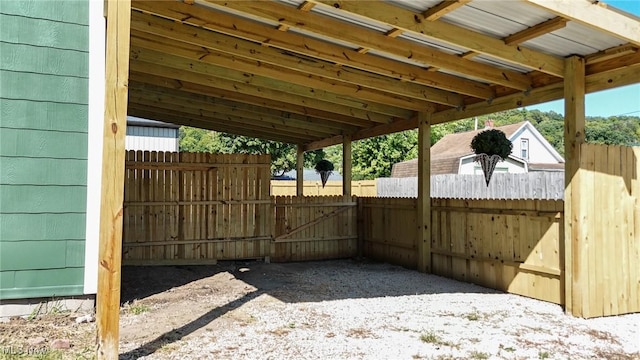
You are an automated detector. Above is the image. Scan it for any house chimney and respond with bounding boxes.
[484,119,494,128]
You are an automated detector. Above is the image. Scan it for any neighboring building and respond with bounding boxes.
[1,0,103,315]
[391,121,564,177]
[273,169,344,181]
[126,117,180,152]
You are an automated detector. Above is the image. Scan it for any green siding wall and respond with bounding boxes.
[0,0,89,300]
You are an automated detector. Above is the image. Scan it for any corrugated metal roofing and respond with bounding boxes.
[126,0,639,146]
[524,22,627,56]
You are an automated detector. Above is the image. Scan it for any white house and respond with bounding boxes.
[391,121,564,177]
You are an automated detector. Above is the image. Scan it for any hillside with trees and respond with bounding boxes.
[178,109,640,179]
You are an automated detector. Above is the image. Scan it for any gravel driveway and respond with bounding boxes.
[119,259,639,360]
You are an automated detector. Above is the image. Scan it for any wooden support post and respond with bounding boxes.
[296,144,304,197]
[343,135,352,196]
[96,0,131,359]
[563,55,586,317]
[417,111,432,273]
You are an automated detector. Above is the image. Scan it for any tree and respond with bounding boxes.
[178,127,222,153]
[179,128,325,176]
[217,134,325,176]
[324,130,419,180]
[179,110,640,179]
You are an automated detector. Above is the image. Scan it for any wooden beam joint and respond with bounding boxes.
[423,0,471,21]
[504,17,568,46]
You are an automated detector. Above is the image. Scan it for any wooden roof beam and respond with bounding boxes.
[128,104,321,142]
[305,62,640,149]
[127,76,385,128]
[131,40,434,113]
[504,17,568,45]
[205,0,532,90]
[130,1,495,100]
[129,67,400,125]
[127,90,355,137]
[129,16,464,107]
[129,108,308,144]
[128,86,360,134]
[423,0,472,21]
[129,47,414,119]
[308,0,565,77]
[585,44,638,65]
[132,25,462,110]
[523,0,640,47]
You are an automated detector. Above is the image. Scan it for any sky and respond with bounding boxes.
[528,0,640,117]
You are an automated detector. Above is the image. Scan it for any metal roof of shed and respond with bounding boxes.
[127,0,640,149]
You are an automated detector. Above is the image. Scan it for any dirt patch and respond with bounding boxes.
[0,313,95,359]
[1,259,638,359]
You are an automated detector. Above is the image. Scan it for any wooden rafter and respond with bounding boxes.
[130,1,495,100]
[127,95,343,139]
[128,103,323,141]
[128,78,384,128]
[586,44,638,65]
[308,0,565,77]
[123,0,639,150]
[423,0,471,21]
[129,71,393,127]
[203,0,533,90]
[504,17,568,46]
[305,61,640,150]
[132,31,450,110]
[128,86,360,134]
[129,20,462,108]
[128,55,414,119]
[524,0,640,47]
[128,107,311,144]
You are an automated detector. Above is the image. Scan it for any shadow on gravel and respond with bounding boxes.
[120,258,499,359]
[119,289,264,360]
[120,264,232,304]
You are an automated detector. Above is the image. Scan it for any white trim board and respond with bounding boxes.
[84,0,106,295]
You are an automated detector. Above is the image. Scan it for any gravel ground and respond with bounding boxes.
[118,260,640,360]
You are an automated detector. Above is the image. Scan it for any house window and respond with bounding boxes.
[521,138,529,161]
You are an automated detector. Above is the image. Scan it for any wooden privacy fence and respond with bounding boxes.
[273,195,358,262]
[121,144,639,318]
[122,151,272,265]
[431,198,564,305]
[359,198,418,269]
[377,173,565,199]
[271,180,376,196]
[570,143,639,317]
[360,197,565,305]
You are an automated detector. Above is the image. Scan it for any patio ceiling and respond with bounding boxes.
[128,0,640,150]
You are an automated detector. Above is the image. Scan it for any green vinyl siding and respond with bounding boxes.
[0,70,88,104]
[1,42,89,77]
[0,99,88,132]
[0,0,89,300]
[0,185,87,215]
[0,0,89,25]
[0,213,86,241]
[1,240,85,270]
[1,158,87,185]
[1,128,88,158]
[0,13,89,51]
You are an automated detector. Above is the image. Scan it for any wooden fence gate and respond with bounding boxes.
[122,151,272,265]
[272,195,358,262]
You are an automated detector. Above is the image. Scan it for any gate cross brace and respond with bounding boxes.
[274,205,354,241]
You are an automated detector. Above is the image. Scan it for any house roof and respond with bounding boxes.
[128,1,640,149]
[430,121,527,160]
[391,121,557,177]
[127,116,180,129]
